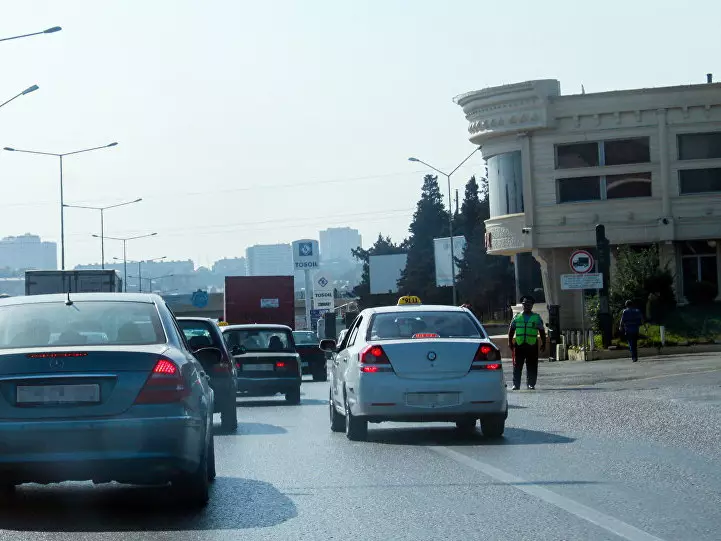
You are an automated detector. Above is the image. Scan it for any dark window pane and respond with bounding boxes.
[681,241,716,256]
[679,168,721,194]
[606,172,652,199]
[682,257,699,297]
[604,138,650,165]
[558,176,601,203]
[556,143,599,168]
[700,256,718,288]
[487,151,523,217]
[678,132,721,160]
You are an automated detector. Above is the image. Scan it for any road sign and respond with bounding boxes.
[191,289,209,308]
[313,271,334,310]
[561,273,603,290]
[569,249,594,274]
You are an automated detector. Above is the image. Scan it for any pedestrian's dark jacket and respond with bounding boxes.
[620,308,643,334]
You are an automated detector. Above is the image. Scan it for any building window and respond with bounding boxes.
[606,172,652,199]
[558,173,652,203]
[487,151,524,218]
[556,137,650,169]
[679,168,721,194]
[604,138,650,166]
[681,241,718,299]
[678,132,721,160]
[558,176,601,203]
[556,143,598,169]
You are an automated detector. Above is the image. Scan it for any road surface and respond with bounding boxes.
[0,354,718,541]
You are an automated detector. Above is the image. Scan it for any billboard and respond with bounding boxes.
[369,253,407,294]
[313,271,335,310]
[292,239,320,271]
[433,236,466,287]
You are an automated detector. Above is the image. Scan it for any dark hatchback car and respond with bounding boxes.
[221,324,302,404]
[292,330,328,382]
[177,317,238,431]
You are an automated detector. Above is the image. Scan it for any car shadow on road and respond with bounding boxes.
[214,422,288,436]
[0,477,297,532]
[367,426,575,446]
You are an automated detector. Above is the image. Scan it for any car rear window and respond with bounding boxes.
[0,301,166,349]
[178,320,221,350]
[223,328,294,352]
[368,311,483,341]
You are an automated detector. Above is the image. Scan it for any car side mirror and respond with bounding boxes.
[319,339,337,352]
[230,345,246,356]
[194,347,222,365]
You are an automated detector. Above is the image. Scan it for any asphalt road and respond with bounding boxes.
[0,354,719,541]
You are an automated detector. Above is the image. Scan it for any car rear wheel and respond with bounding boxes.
[329,390,346,432]
[455,419,477,434]
[221,400,238,432]
[481,418,505,438]
[285,386,301,405]
[345,395,367,441]
[173,436,210,507]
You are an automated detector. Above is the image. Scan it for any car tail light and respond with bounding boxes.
[470,343,502,371]
[359,345,394,373]
[134,358,190,404]
[275,361,286,369]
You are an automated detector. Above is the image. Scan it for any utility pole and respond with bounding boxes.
[596,224,612,347]
[455,189,459,215]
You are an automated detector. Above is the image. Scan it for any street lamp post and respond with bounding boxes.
[4,142,119,270]
[0,26,62,43]
[408,147,482,306]
[129,273,174,294]
[99,233,157,292]
[137,256,167,292]
[65,198,142,268]
[0,85,39,110]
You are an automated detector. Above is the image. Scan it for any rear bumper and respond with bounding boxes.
[0,415,204,484]
[235,376,300,395]
[348,373,508,420]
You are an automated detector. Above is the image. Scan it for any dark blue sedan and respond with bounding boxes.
[0,293,216,506]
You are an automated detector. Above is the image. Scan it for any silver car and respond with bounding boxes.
[323,304,507,441]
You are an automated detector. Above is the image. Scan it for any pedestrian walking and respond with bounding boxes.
[508,295,546,390]
[619,300,643,362]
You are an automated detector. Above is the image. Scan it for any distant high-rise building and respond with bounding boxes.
[245,244,293,276]
[213,257,248,276]
[0,234,57,271]
[319,227,362,262]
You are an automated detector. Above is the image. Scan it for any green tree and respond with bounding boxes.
[398,174,450,304]
[352,234,407,308]
[456,176,515,318]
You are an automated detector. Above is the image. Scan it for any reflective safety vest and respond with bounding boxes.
[513,312,542,345]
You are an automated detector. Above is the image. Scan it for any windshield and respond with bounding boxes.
[368,311,483,341]
[0,301,166,349]
[223,328,294,352]
[292,331,319,345]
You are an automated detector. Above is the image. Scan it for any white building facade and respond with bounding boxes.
[455,79,721,327]
[319,227,362,262]
[245,244,293,276]
[0,234,57,271]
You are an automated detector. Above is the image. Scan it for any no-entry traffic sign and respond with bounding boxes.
[569,249,594,274]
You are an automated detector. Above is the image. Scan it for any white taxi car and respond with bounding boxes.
[321,297,508,441]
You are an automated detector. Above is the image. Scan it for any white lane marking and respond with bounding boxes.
[430,446,666,541]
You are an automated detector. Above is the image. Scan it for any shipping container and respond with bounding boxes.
[25,270,123,295]
[224,276,295,329]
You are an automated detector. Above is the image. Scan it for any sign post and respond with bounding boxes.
[567,249,597,353]
[292,239,320,330]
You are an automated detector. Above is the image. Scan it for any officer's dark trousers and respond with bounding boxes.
[513,343,539,388]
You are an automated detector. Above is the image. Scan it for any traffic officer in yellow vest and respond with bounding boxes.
[508,295,546,390]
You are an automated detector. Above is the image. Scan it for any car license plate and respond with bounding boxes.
[406,392,460,408]
[16,384,100,405]
[301,361,309,368]
[243,364,274,372]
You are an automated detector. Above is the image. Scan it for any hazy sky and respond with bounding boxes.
[2,0,719,269]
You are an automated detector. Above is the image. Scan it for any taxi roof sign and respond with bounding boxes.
[218,320,229,327]
[397,295,422,306]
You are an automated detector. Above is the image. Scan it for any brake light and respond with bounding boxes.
[276,361,286,369]
[412,333,440,339]
[27,352,87,358]
[134,358,190,404]
[359,345,393,373]
[470,343,502,371]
